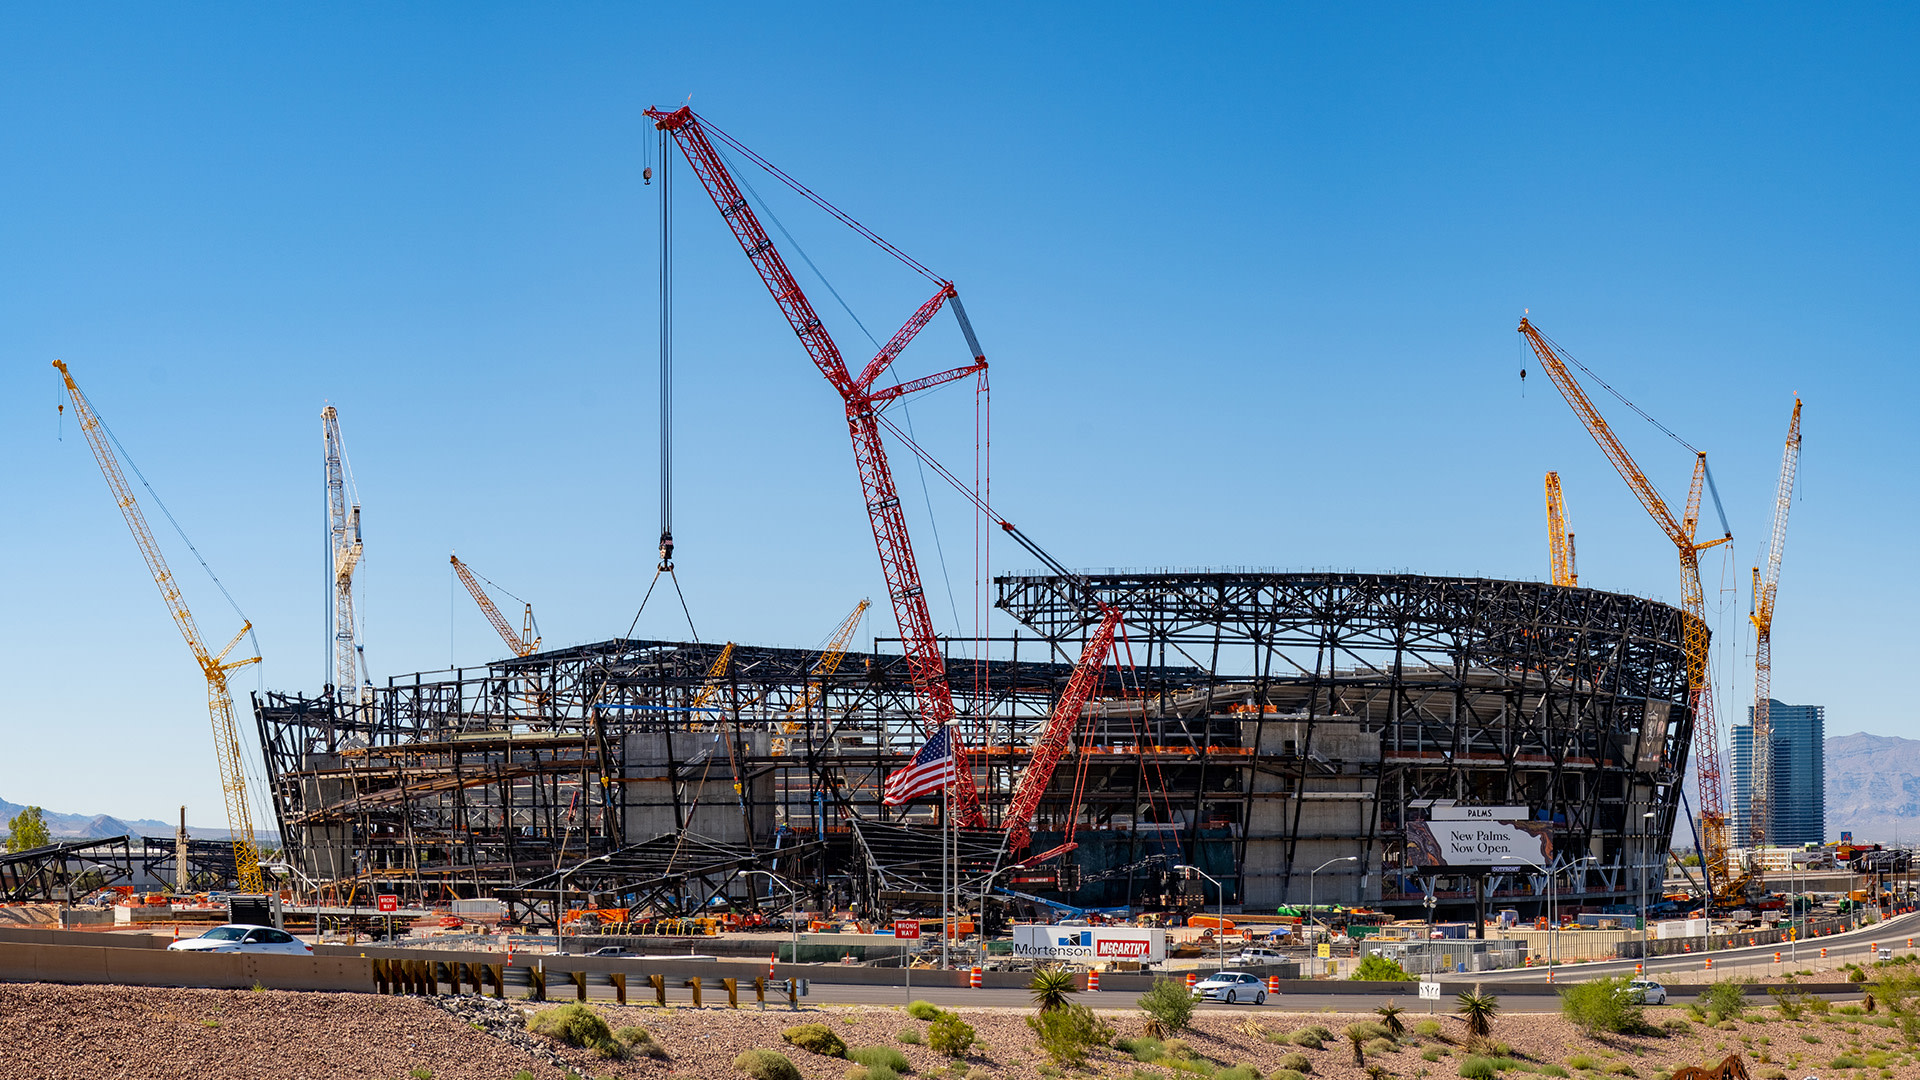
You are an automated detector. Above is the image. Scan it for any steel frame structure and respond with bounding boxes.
[252,571,1692,921]
[994,570,1695,915]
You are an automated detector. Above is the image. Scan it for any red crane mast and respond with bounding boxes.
[648,106,989,827]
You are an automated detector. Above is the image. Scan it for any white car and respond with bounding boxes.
[1191,970,1269,1005]
[1624,978,1667,1005]
[167,924,312,956]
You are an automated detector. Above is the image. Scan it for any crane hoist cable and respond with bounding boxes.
[54,360,266,894]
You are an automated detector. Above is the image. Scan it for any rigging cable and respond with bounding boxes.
[658,126,675,571]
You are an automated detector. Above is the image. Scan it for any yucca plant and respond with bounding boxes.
[1029,964,1079,1013]
[1376,1000,1407,1038]
[1456,984,1501,1040]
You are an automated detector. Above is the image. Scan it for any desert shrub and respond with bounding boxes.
[1699,978,1751,1023]
[528,1003,613,1049]
[735,1049,803,1080]
[1216,1067,1259,1080]
[1561,976,1653,1036]
[897,1027,923,1045]
[851,1066,903,1080]
[1415,1018,1446,1040]
[592,1038,630,1060]
[1278,1051,1312,1073]
[1539,1068,1571,1079]
[928,1012,976,1058]
[616,1025,669,1060]
[1354,953,1414,981]
[1138,977,1197,1036]
[1422,1047,1446,1061]
[1828,1053,1865,1069]
[1115,1035,1164,1061]
[1376,1000,1408,1037]
[1366,1037,1398,1056]
[1566,1054,1597,1070]
[783,1023,849,1058]
[1027,1004,1113,1067]
[1289,1024,1334,1049]
[906,999,944,1021]
[1603,1063,1637,1077]
[1029,964,1079,1012]
[1661,1017,1691,1034]
[1272,1072,1307,1080]
[849,1046,912,1073]
[1458,1057,1498,1080]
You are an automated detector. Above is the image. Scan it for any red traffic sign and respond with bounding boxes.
[892,920,921,939]
[376,894,399,913]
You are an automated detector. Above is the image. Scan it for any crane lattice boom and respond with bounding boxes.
[322,407,365,695]
[1545,471,1577,587]
[1747,398,1803,849]
[54,360,265,894]
[1004,604,1124,852]
[450,554,539,658]
[1517,320,1734,894]
[648,105,988,826]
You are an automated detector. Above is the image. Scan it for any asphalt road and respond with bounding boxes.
[1475,908,1920,984]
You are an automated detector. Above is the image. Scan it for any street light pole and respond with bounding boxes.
[554,853,614,955]
[740,870,802,969]
[1308,857,1360,956]
[1175,864,1227,971]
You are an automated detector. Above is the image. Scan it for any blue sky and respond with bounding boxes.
[2,5,1912,825]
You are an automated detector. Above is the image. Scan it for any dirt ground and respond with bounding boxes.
[1,981,1916,1079]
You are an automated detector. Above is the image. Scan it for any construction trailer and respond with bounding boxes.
[252,571,1693,925]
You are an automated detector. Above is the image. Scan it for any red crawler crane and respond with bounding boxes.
[648,106,991,826]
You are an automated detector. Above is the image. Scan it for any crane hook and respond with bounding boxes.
[643,165,653,186]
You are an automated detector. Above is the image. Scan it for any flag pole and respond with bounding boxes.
[942,738,951,972]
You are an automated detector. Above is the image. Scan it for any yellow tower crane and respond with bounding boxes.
[1516,320,1735,898]
[53,361,265,893]
[1544,471,1578,587]
[1747,398,1803,850]
[773,599,870,754]
[450,554,540,657]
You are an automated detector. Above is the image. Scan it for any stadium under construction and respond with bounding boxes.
[249,569,1694,930]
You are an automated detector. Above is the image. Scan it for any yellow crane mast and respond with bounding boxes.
[1516,320,1734,895]
[53,360,265,893]
[450,554,539,657]
[1747,398,1803,849]
[688,642,736,714]
[1545,471,1578,587]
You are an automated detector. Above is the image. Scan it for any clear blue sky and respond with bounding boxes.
[3,5,1913,826]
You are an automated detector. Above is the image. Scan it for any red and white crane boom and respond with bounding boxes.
[647,105,989,826]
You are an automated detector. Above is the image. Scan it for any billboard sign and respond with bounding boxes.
[1011,924,1166,964]
[1406,819,1554,868]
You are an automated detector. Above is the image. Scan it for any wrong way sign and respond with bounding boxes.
[893,920,921,939]
[376,895,399,913]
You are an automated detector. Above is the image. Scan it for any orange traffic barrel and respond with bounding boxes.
[1086,969,1100,992]
[1266,975,1280,994]
[1185,972,1198,990]
[969,966,983,989]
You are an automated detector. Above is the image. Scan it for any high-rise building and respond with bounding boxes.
[1730,700,1826,847]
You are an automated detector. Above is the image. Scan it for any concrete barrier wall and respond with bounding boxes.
[0,926,170,949]
[0,941,374,992]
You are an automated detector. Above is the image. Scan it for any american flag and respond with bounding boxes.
[882,726,959,805]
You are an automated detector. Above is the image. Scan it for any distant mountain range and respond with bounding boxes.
[1827,732,1920,844]
[0,795,268,843]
